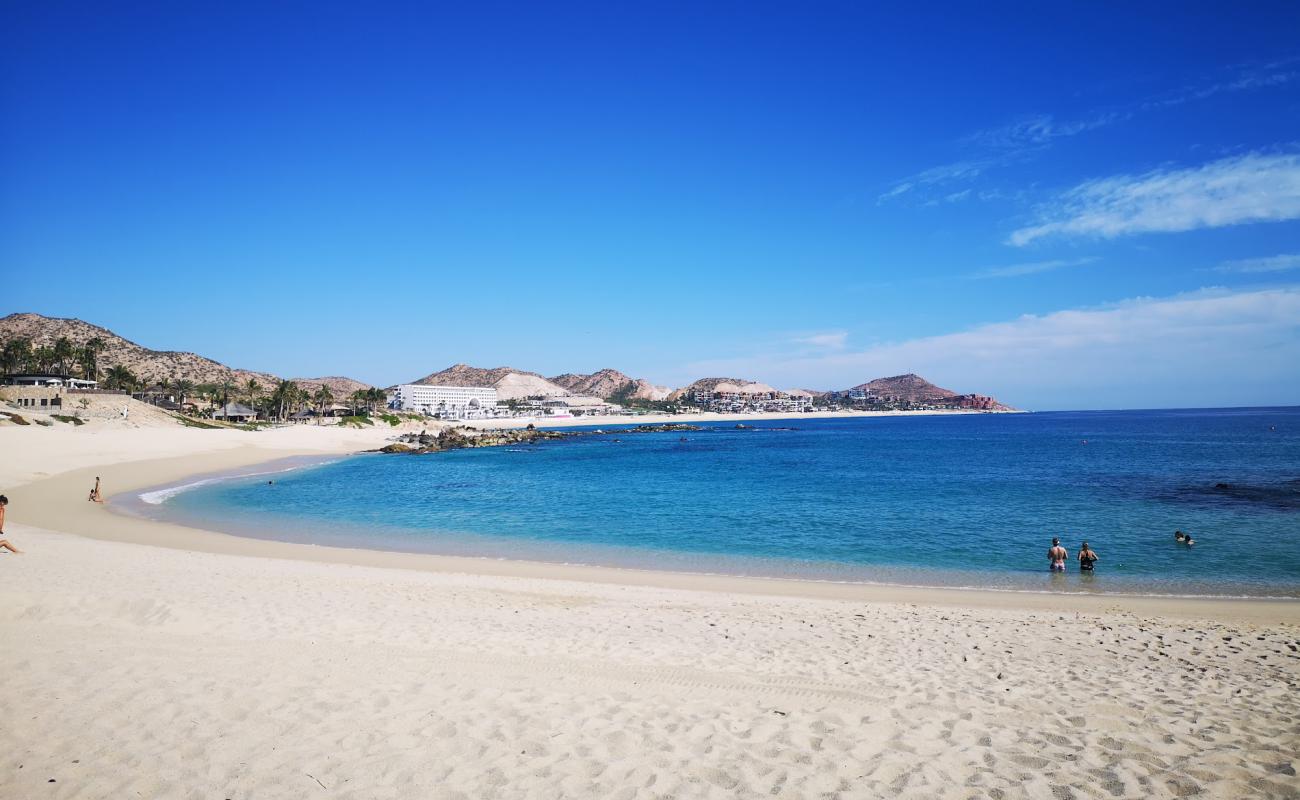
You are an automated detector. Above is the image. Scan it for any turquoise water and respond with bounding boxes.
[137,409,1300,596]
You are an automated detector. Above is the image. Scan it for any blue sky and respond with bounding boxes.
[3,1,1299,409]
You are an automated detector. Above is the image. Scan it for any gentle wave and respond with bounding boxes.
[137,459,340,505]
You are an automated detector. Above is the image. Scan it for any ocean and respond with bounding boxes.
[133,408,1300,597]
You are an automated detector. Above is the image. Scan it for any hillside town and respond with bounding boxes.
[1,313,1015,426]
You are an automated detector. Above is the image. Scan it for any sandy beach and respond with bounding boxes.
[1,423,1297,799]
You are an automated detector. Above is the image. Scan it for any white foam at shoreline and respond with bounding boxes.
[139,478,221,505]
[137,459,340,505]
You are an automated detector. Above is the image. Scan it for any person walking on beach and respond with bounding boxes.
[1047,538,1068,572]
[88,476,104,503]
[0,496,21,554]
[1078,541,1099,571]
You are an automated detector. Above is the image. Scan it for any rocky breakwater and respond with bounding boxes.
[377,426,566,454]
[375,423,704,455]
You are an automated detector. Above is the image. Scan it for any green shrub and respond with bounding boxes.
[52,414,86,426]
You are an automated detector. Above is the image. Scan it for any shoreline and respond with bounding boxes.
[5,427,1296,624]
[5,419,1299,798]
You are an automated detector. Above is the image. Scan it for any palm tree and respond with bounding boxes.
[1,338,32,374]
[52,337,75,376]
[196,383,218,414]
[82,337,107,381]
[367,387,386,413]
[170,379,195,409]
[270,379,297,422]
[313,385,334,419]
[217,377,236,410]
[349,389,367,416]
[32,346,56,373]
[244,378,262,417]
[103,365,137,391]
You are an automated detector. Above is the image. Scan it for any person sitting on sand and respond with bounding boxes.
[1047,538,1068,572]
[0,495,21,554]
[88,476,104,503]
[1078,541,1098,571]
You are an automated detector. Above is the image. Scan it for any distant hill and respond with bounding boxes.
[668,377,750,400]
[0,312,280,387]
[550,369,633,398]
[0,313,378,392]
[412,363,571,400]
[843,373,1013,409]
[847,373,957,402]
[291,376,373,396]
[549,369,671,401]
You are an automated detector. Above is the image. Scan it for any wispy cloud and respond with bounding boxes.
[1008,152,1300,246]
[877,159,994,203]
[1147,58,1300,109]
[966,113,1123,150]
[973,256,1098,279]
[792,331,848,350]
[880,60,1300,207]
[1214,253,1300,274]
[685,287,1300,409]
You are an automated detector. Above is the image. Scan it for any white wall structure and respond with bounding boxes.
[389,384,499,419]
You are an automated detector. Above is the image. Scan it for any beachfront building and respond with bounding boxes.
[536,395,624,417]
[689,382,814,413]
[211,402,258,423]
[2,372,98,389]
[389,384,500,419]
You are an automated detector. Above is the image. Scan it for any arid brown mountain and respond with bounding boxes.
[291,376,373,396]
[843,374,1013,409]
[550,369,672,402]
[0,313,280,386]
[413,363,542,387]
[550,369,633,398]
[412,363,571,400]
[0,313,374,392]
[667,377,750,401]
[848,373,957,402]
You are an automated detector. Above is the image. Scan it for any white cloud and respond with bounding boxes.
[967,112,1122,149]
[1215,253,1300,273]
[974,256,1097,279]
[793,331,848,350]
[1008,152,1300,246]
[877,159,993,203]
[685,287,1300,410]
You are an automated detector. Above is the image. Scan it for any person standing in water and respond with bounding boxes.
[0,495,21,554]
[1078,541,1099,571]
[1047,537,1068,572]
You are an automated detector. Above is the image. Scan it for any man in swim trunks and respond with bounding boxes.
[1047,537,1068,571]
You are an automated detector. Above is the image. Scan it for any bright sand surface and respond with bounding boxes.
[1,423,1298,799]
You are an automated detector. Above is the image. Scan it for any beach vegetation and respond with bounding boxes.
[339,415,374,428]
[51,414,85,425]
[172,414,222,429]
[1,411,30,425]
[378,413,402,426]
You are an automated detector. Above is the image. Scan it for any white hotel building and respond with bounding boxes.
[389,384,499,419]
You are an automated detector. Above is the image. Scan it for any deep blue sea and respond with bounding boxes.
[134,409,1300,597]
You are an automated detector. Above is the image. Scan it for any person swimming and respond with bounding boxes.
[1175,530,1185,542]
[1078,541,1098,571]
[1047,537,1068,572]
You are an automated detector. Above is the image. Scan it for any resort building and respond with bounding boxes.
[688,382,814,413]
[2,373,98,389]
[389,384,500,419]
